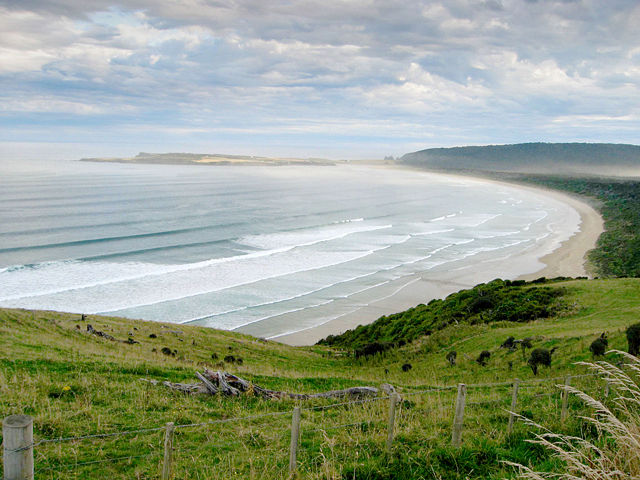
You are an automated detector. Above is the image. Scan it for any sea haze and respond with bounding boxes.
[0,160,579,338]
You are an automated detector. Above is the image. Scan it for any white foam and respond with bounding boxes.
[177,269,389,324]
[333,218,364,224]
[0,223,394,303]
[0,242,396,313]
[265,277,420,339]
[238,222,390,250]
[429,213,501,228]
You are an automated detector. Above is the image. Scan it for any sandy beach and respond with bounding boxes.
[273,173,604,346]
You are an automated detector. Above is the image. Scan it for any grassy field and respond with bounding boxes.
[1,278,639,479]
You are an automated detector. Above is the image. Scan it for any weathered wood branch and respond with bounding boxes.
[195,371,221,395]
[144,370,387,401]
[141,378,207,394]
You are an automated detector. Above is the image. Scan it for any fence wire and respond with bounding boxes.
[1,367,605,478]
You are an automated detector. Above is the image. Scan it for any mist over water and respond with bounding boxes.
[0,160,579,338]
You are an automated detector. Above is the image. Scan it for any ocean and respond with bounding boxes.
[0,160,580,339]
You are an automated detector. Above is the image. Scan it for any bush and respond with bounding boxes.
[355,342,393,358]
[527,348,556,375]
[589,333,608,357]
[318,279,566,350]
[446,351,457,366]
[476,350,491,366]
[627,323,640,356]
[500,336,516,349]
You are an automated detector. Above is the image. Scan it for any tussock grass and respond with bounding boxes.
[509,351,640,480]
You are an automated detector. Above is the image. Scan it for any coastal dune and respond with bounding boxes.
[273,177,604,346]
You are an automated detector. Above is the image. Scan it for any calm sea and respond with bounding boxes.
[0,160,578,338]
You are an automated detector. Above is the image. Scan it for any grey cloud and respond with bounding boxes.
[482,0,504,10]
[1,0,639,155]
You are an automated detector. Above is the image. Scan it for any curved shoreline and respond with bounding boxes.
[513,185,603,280]
[273,170,604,346]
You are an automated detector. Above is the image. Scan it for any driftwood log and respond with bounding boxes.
[143,369,387,400]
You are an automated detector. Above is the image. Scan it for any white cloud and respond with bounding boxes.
[1,1,639,155]
[552,114,639,124]
[0,97,106,114]
[473,50,596,100]
[360,62,489,113]
[0,47,56,73]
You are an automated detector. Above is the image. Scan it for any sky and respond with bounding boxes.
[1,0,639,160]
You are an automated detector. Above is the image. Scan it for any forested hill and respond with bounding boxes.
[399,143,640,176]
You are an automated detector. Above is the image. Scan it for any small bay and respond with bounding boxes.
[0,160,580,338]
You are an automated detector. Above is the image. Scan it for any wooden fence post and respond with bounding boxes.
[451,383,466,448]
[162,422,175,480]
[561,376,571,421]
[507,378,520,435]
[3,414,34,480]
[289,406,301,475]
[386,393,399,453]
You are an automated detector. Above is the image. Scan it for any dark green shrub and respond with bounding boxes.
[627,323,640,356]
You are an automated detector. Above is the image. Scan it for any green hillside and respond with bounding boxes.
[399,143,640,176]
[2,278,639,479]
[319,278,569,351]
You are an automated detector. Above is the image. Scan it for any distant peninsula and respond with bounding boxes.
[399,142,640,176]
[80,152,336,166]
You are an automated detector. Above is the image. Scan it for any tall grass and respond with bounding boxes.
[508,350,640,480]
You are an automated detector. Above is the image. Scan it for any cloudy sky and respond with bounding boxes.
[1,0,639,160]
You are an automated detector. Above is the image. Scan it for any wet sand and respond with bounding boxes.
[273,174,604,346]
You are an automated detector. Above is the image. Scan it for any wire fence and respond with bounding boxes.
[1,371,606,479]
